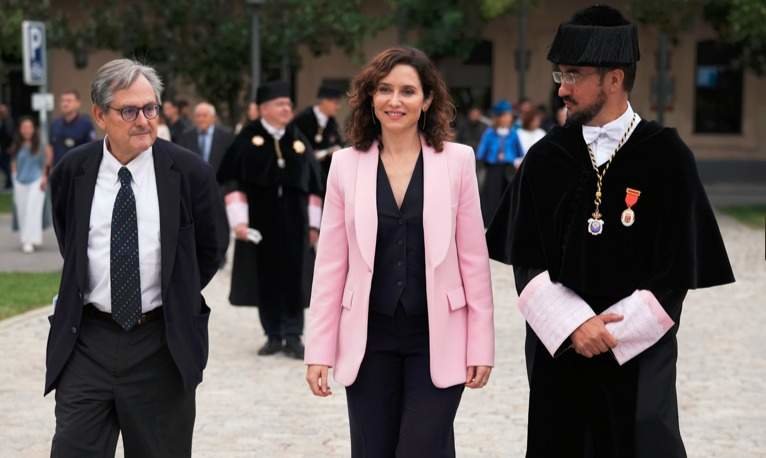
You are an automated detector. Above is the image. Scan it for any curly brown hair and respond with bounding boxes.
[345,47,455,152]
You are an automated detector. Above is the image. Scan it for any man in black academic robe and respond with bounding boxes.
[292,83,344,190]
[217,81,323,359]
[486,6,734,458]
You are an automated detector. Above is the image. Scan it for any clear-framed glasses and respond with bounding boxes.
[107,103,160,122]
[552,71,600,85]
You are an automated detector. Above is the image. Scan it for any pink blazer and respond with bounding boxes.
[304,139,494,388]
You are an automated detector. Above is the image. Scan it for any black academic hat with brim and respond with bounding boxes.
[547,5,640,67]
[317,84,344,100]
[256,81,291,104]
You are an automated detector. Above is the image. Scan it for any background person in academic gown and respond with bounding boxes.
[293,83,345,190]
[486,6,734,458]
[217,81,323,360]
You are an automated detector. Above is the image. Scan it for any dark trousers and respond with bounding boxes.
[345,307,464,458]
[258,305,303,338]
[0,150,11,189]
[51,308,195,458]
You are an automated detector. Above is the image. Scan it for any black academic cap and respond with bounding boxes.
[256,81,291,104]
[317,83,344,100]
[547,5,640,67]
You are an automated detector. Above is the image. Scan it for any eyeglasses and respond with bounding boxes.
[552,71,599,85]
[106,103,160,122]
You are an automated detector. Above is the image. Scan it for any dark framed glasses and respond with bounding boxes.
[106,103,160,122]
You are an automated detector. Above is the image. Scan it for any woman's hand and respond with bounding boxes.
[306,364,332,397]
[39,175,48,191]
[465,365,492,389]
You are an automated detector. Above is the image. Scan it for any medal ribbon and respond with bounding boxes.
[625,188,641,208]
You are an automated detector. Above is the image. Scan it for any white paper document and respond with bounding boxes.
[603,290,675,365]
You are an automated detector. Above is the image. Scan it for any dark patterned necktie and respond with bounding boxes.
[111,167,142,330]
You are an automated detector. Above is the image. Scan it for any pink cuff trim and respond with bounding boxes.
[518,271,595,357]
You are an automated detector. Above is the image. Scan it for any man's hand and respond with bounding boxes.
[308,228,319,248]
[306,364,332,397]
[571,313,623,358]
[234,224,249,241]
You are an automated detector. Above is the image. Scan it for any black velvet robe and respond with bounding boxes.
[217,119,323,312]
[292,106,343,190]
[486,120,735,458]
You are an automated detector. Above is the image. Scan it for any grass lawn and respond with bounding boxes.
[0,271,60,320]
[0,192,11,214]
[720,205,766,229]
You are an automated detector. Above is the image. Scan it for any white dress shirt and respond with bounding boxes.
[260,118,285,140]
[312,105,329,129]
[581,103,641,166]
[84,138,162,313]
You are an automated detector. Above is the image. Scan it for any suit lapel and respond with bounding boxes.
[354,143,378,272]
[153,140,181,299]
[210,128,224,171]
[73,145,103,293]
[422,139,451,267]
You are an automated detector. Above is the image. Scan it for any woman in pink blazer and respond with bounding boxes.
[305,47,494,457]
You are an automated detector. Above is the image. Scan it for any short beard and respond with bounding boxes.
[565,89,607,126]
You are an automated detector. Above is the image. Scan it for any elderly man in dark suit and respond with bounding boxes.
[178,102,234,260]
[178,102,234,174]
[47,58,226,458]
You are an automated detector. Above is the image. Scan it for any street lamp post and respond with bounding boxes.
[516,0,528,100]
[246,0,265,101]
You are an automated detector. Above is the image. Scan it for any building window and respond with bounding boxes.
[694,40,743,134]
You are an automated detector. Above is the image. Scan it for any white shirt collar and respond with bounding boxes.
[312,105,329,128]
[102,137,154,187]
[582,102,637,146]
[260,118,286,140]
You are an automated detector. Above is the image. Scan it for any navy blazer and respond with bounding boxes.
[45,138,226,394]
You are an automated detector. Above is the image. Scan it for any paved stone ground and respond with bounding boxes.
[0,214,763,457]
[0,213,62,272]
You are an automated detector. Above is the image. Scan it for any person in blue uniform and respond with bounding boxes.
[476,99,523,225]
[47,90,96,167]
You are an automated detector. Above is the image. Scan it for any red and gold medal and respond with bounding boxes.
[620,188,641,227]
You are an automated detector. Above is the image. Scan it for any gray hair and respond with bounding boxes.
[194,102,216,117]
[90,58,163,110]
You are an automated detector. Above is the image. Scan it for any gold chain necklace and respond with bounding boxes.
[585,113,637,236]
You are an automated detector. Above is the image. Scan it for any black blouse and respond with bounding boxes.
[369,152,427,316]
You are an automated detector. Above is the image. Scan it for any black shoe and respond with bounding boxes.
[257,337,283,356]
[283,336,304,360]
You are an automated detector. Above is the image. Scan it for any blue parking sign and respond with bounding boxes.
[22,21,47,86]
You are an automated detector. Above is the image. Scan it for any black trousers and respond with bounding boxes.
[51,308,195,458]
[258,305,303,338]
[346,307,464,458]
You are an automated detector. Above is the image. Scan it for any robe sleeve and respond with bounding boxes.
[643,129,735,292]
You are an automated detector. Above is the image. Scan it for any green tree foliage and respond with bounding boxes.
[386,0,529,60]
[703,0,766,74]
[631,0,766,74]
